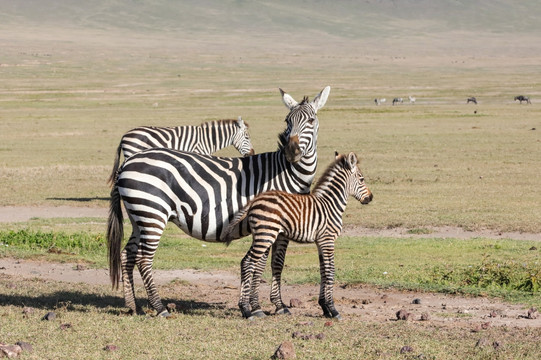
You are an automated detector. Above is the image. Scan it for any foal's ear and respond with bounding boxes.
[347,152,358,168]
[334,150,340,159]
[280,88,298,110]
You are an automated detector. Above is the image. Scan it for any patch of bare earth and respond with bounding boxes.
[1,206,540,330]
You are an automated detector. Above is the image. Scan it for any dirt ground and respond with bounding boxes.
[0,206,540,331]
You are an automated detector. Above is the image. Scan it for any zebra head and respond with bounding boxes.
[338,151,373,205]
[232,116,255,156]
[279,86,330,163]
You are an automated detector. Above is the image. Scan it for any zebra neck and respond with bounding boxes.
[198,123,232,153]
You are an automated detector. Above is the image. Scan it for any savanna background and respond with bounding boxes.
[1,1,540,359]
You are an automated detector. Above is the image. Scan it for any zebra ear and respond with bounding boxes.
[237,116,244,127]
[280,88,298,110]
[347,152,358,168]
[311,86,331,112]
[334,150,339,159]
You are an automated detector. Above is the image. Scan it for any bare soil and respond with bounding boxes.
[1,206,539,331]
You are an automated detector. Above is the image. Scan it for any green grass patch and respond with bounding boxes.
[2,229,539,307]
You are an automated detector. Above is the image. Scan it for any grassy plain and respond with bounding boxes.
[1,46,540,232]
[1,1,540,359]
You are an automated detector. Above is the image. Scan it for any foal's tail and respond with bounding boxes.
[221,204,251,246]
[107,184,124,290]
[107,143,122,186]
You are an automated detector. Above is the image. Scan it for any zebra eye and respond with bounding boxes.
[308,117,315,124]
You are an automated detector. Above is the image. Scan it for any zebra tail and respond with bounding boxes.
[107,184,124,290]
[222,205,250,246]
[107,143,122,186]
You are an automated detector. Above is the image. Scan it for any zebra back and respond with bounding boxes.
[108,117,254,185]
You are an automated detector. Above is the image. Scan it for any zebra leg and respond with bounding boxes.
[239,239,274,320]
[248,248,270,318]
[134,230,169,317]
[120,233,140,315]
[316,240,341,320]
[270,238,291,316]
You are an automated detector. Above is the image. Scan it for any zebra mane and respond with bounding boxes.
[200,119,238,127]
[312,155,345,192]
[277,96,311,151]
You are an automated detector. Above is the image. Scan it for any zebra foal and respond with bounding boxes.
[223,151,373,320]
[108,117,255,184]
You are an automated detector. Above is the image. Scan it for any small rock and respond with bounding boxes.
[400,346,414,354]
[361,299,372,305]
[60,323,72,330]
[15,341,32,353]
[75,264,86,271]
[272,341,296,359]
[42,311,56,321]
[166,303,177,313]
[488,311,498,318]
[324,321,333,327]
[289,298,302,308]
[420,312,430,321]
[22,307,34,317]
[527,307,538,319]
[104,344,118,352]
[315,333,325,340]
[529,246,537,251]
[0,344,23,358]
[396,309,411,321]
[412,298,421,304]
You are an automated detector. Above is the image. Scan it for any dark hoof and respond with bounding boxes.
[251,309,267,318]
[276,307,292,316]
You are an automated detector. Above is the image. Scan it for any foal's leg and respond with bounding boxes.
[248,248,270,318]
[316,238,341,319]
[239,232,276,320]
[270,237,291,315]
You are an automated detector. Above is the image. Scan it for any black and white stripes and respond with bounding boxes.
[222,152,373,320]
[108,117,254,184]
[107,86,331,316]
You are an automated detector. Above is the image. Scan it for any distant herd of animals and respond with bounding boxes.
[374,95,532,105]
[107,86,374,321]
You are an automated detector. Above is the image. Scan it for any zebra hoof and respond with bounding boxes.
[251,309,267,318]
[276,307,292,316]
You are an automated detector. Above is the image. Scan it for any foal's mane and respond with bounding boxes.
[312,155,345,192]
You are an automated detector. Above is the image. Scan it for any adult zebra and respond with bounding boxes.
[108,117,255,185]
[107,86,331,316]
[223,151,373,320]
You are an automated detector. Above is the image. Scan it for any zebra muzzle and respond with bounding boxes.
[361,192,373,204]
[285,135,302,163]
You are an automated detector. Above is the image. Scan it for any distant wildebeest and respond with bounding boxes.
[374,98,386,106]
[467,97,477,104]
[514,95,531,104]
[392,97,403,105]
[408,96,416,104]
